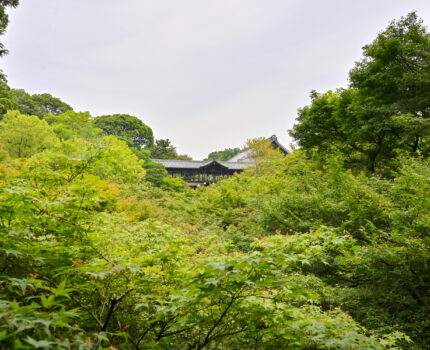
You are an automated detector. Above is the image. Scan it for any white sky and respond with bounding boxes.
[3,1,430,159]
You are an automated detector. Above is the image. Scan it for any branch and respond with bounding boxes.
[101,287,133,332]
[209,327,248,341]
[198,289,241,349]
[134,323,157,349]
[69,294,103,329]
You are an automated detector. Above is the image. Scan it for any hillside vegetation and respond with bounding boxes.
[0,10,429,350]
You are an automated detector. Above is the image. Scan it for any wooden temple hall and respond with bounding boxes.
[153,135,288,187]
[152,159,252,187]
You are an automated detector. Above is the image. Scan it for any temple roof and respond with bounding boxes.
[152,135,287,171]
[228,135,288,162]
[268,135,289,155]
[152,159,252,170]
[228,149,254,162]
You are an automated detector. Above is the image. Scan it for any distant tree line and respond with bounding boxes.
[204,147,241,161]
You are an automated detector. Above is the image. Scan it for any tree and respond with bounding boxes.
[0,1,19,116]
[290,89,399,172]
[38,136,146,185]
[349,12,430,155]
[151,139,176,159]
[144,160,167,186]
[11,89,73,118]
[87,136,147,184]
[0,71,15,115]
[204,147,241,161]
[151,138,192,160]
[291,12,430,172]
[0,110,58,158]
[93,114,154,150]
[46,110,98,140]
[0,0,19,57]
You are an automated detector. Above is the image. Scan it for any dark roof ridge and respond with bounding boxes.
[152,159,208,163]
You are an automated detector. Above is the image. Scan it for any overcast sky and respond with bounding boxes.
[3,1,430,159]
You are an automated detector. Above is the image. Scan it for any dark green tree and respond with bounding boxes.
[12,89,73,118]
[349,12,430,155]
[291,12,430,172]
[0,72,15,115]
[290,89,399,172]
[93,114,154,150]
[204,147,241,161]
[0,1,19,116]
[151,138,192,160]
[0,0,19,57]
[144,160,167,186]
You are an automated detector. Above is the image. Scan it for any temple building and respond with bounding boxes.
[152,159,252,187]
[153,135,288,187]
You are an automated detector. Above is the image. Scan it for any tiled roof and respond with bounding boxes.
[228,149,254,162]
[152,159,253,170]
[152,159,210,169]
[218,161,253,170]
[268,135,289,155]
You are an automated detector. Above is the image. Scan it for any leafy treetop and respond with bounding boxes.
[0,110,58,158]
[151,138,192,160]
[93,114,154,150]
[204,147,241,161]
[290,12,430,173]
[11,89,73,118]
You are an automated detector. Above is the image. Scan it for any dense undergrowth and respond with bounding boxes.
[0,135,428,348]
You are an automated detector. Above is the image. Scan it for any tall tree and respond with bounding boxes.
[46,110,97,140]
[0,1,19,116]
[144,160,167,186]
[349,12,430,155]
[0,72,15,115]
[0,110,58,158]
[93,114,154,150]
[291,12,430,172]
[11,89,73,118]
[290,89,399,172]
[151,138,192,160]
[0,0,19,57]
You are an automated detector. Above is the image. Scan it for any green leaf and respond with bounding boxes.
[24,337,55,348]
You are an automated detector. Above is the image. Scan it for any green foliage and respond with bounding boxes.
[161,176,189,192]
[0,9,428,350]
[350,12,430,157]
[291,12,430,173]
[37,136,146,185]
[94,136,146,184]
[0,143,397,349]
[11,89,73,118]
[0,0,19,57]
[205,147,241,161]
[46,110,99,141]
[0,110,59,158]
[151,138,192,160]
[143,160,167,186]
[350,12,430,118]
[0,71,16,115]
[149,149,427,348]
[93,113,154,150]
[0,1,18,117]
